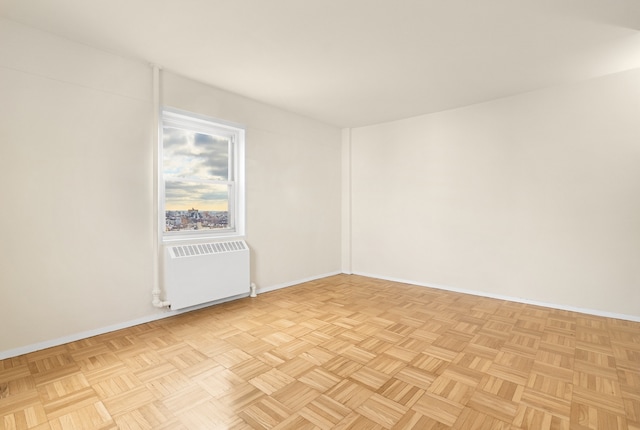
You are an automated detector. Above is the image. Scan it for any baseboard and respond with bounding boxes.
[0,272,343,360]
[0,294,247,361]
[256,271,343,294]
[6,270,635,360]
[352,271,640,323]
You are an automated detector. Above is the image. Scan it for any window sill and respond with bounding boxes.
[162,232,245,244]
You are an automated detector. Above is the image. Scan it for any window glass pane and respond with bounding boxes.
[163,127,229,181]
[161,108,244,238]
[165,181,230,232]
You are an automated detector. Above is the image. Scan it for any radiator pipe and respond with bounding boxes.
[151,63,171,309]
[152,290,171,308]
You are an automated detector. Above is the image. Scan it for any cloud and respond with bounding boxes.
[163,127,229,181]
[193,133,229,178]
[164,181,229,211]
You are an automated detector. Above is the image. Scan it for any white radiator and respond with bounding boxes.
[163,240,250,310]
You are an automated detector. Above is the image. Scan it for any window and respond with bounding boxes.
[161,108,245,240]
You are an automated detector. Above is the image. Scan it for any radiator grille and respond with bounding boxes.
[168,240,247,258]
[163,240,250,310]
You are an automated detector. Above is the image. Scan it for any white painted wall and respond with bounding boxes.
[0,19,155,355]
[349,69,640,319]
[0,19,342,357]
[161,72,342,291]
[341,128,352,274]
[2,14,637,358]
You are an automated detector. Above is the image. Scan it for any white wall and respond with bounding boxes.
[3,15,637,359]
[349,68,640,319]
[161,72,342,290]
[0,19,342,357]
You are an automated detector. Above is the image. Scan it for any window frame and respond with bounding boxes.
[160,107,245,242]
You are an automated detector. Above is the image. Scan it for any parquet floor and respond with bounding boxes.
[1,275,639,429]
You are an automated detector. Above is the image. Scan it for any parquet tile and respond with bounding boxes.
[466,389,519,423]
[427,375,475,404]
[412,391,464,426]
[239,396,292,429]
[356,393,407,428]
[1,274,639,429]
[335,411,384,430]
[453,407,513,430]
[299,395,351,429]
[325,380,373,411]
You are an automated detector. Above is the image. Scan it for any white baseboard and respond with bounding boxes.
[0,272,343,360]
[256,271,343,294]
[352,271,640,323]
[0,294,249,360]
[5,270,636,360]
[2,313,162,361]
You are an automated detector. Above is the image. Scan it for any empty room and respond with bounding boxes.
[1,1,639,429]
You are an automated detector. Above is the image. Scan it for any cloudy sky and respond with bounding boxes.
[163,127,230,211]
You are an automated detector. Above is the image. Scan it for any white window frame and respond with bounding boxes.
[160,107,245,242]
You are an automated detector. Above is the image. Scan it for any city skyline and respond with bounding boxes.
[165,208,229,232]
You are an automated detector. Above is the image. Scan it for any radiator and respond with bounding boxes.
[163,240,250,310]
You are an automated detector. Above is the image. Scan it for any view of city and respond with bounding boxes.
[165,208,229,231]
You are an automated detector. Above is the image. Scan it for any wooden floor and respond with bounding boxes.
[1,275,639,429]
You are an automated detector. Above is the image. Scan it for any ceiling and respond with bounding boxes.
[1,0,639,127]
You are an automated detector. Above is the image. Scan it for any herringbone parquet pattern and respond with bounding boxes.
[1,275,639,429]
